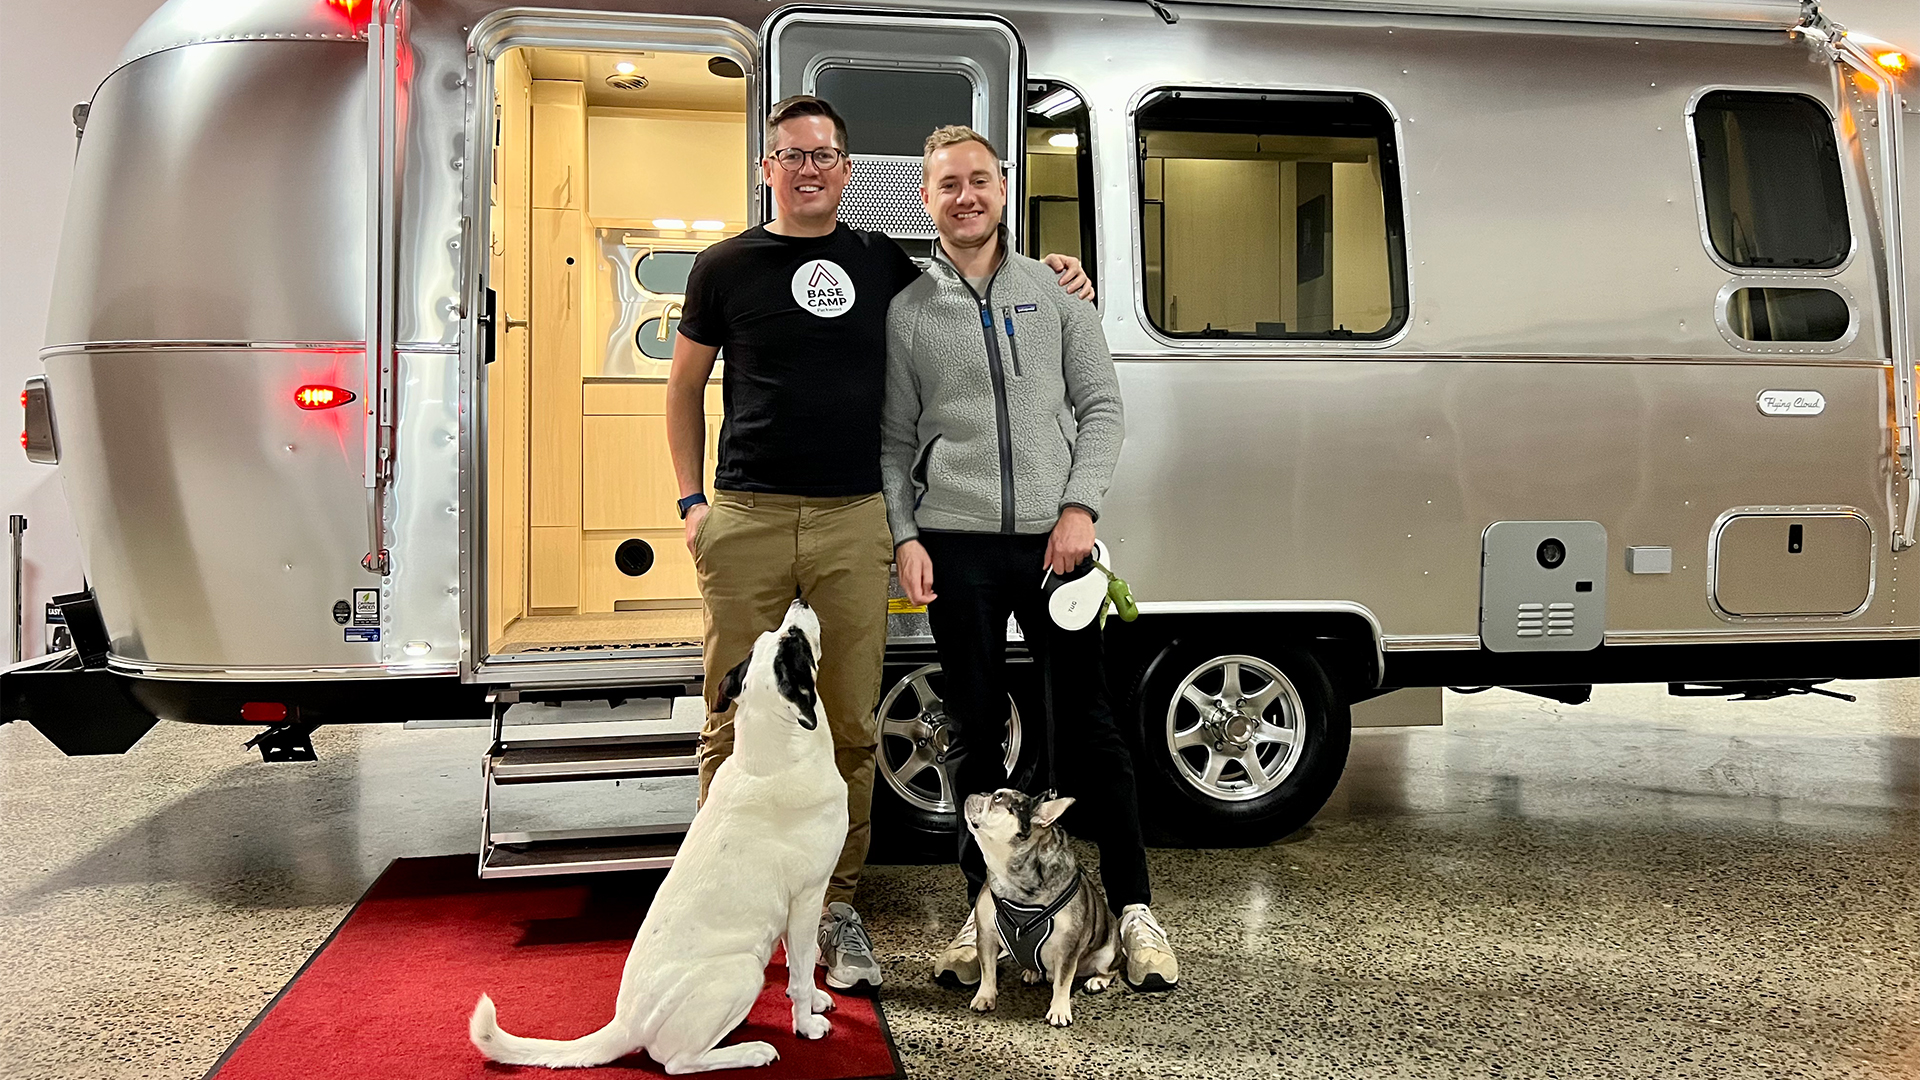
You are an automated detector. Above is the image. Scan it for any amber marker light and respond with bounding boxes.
[294,385,357,410]
[1877,52,1908,75]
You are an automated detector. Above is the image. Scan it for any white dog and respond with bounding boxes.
[469,599,849,1074]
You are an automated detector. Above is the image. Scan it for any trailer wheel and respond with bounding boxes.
[1128,641,1350,846]
[869,663,1033,861]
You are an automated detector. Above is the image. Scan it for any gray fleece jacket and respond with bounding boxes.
[881,235,1124,542]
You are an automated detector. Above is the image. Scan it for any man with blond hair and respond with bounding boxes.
[880,125,1180,992]
[667,99,1091,992]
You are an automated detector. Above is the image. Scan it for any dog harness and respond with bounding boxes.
[992,871,1083,980]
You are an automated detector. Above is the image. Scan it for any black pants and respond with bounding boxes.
[920,531,1151,915]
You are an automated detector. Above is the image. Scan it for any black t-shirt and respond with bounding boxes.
[678,223,922,496]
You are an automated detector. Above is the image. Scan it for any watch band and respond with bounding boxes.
[677,492,708,520]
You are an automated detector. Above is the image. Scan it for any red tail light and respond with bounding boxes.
[241,702,289,723]
[325,0,374,30]
[294,385,356,410]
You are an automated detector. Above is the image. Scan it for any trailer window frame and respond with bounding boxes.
[1126,84,1411,350]
[1684,87,1854,277]
[1022,78,1098,294]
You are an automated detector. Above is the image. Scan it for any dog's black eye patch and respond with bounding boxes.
[711,651,753,714]
[774,629,819,730]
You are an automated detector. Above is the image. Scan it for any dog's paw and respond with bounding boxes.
[1083,974,1114,993]
[1021,969,1044,985]
[1045,1004,1074,1027]
[794,1013,832,1040]
[810,987,836,1014]
[737,1041,781,1067]
[968,991,997,1013]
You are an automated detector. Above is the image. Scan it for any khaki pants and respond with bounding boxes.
[692,490,893,906]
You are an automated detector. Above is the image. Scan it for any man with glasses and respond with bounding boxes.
[665,95,1091,992]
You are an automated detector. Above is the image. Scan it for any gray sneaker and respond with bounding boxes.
[818,902,883,992]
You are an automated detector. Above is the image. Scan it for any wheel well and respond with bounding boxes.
[1107,611,1380,703]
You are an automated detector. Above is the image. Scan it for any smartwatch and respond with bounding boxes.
[677,492,708,520]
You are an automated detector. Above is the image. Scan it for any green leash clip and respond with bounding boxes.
[1089,559,1139,629]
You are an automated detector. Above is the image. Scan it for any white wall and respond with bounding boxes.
[0,0,1911,662]
[0,0,165,659]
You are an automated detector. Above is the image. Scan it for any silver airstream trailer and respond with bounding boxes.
[6,0,1915,875]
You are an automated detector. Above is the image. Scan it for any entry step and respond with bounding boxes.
[480,824,690,879]
[488,734,699,784]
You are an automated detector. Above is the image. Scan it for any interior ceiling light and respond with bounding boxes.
[1031,87,1079,118]
[692,220,726,231]
[614,61,637,75]
[653,218,688,230]
[1876,52,1908,74]
[1048,131,1079,148]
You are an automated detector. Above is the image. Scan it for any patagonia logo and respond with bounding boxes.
[1014,303,1038,313]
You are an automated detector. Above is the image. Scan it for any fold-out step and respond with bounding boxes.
[480,824,690,878]
[487,735,699,784]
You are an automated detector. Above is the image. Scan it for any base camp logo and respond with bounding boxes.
[791,259,855,318]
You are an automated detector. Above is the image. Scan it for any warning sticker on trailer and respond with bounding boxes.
[345,627,380,643]
[352,589,380,627]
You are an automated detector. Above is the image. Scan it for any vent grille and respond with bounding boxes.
[1516,603,1577,638]
[838,156,937,239]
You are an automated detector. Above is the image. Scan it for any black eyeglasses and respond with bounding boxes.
[770,147,849,171]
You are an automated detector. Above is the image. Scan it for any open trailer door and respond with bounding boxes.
[762,6,1027,250]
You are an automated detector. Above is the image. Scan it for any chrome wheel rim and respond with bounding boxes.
[877,664,1022,815]
[1165,654,1305,802]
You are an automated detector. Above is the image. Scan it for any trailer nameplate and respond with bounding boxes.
[1756,390,1826,416]
[345,627,380,642]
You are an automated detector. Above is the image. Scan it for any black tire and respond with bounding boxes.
[868,662,1039,864]
[1126,639,1351,847]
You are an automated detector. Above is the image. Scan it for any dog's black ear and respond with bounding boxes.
[711,652,753,714]
[774,628,819,730]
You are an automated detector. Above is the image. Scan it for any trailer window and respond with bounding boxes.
[1024,82,1095,290]
[1134,89,1406,341]
[1725,287,1849,342]
[1692,91,1848,270]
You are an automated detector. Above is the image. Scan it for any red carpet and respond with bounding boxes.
[204,856,904,1080]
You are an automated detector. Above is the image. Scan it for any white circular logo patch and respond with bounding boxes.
[791,259,855,318]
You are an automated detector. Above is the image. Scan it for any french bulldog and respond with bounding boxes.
[963,788,1120,1027]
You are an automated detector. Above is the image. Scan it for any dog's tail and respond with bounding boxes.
[469,993,635,1068]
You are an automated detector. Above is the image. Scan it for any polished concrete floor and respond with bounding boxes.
[1,680,1914,1079]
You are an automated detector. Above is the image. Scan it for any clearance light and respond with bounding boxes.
[1048,132,1079,148]
[294,385,356,410]
[652,218,688,230]
[1877,52,1908,74]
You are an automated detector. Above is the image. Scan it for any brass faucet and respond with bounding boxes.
[656,301,684,341]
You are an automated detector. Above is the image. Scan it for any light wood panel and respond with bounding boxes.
[532,81,584,210]
[529,525,580,609]
[583,415,680,531]
[582,531,700,612]
[486,48,533,653]
[530,207,582,527]
[1162,157,1281,334]
[587,112,748,225]
[583,380,723,415]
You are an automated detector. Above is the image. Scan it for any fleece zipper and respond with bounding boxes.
[1001,306,1023,376]
[951,257,1016,533]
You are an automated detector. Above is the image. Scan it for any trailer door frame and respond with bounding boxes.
[458,10,759,686]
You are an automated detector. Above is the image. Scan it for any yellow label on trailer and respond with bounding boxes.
[887,597,927,615]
